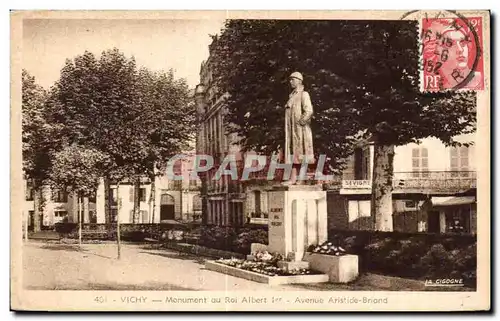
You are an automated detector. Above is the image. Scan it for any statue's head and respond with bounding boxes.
[289,72,303,89]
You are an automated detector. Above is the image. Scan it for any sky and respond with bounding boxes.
[22,18,226,89]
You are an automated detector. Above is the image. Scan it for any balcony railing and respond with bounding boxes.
[338,171,476,191]
[392,171,476,190]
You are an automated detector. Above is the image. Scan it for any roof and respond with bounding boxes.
[432,196,476,207]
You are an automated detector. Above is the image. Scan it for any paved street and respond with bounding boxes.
[22,242,466,291]
[22,242,295,291]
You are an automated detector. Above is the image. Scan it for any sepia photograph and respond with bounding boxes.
[10,9,491,312]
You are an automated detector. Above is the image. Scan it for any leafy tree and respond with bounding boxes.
[49,145,111,244]
[22,70,50,232]
[134,68,196,223]
[47,49,138,224]
[210,20,476,231]
[46,48,196,229]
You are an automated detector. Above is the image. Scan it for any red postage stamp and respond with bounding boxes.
[421,16,484,91]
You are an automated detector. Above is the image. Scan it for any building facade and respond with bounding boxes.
[195,38,278,227]
[195,39,244,227]
[327,133,477,234]
[23,158,202,230]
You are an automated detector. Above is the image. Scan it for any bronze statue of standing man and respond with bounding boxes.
[284,72,315,184]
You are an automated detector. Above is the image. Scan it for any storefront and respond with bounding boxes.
[429,196,476,234]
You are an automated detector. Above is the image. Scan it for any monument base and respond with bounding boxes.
[277,260,310,271]
[267,184,328,262]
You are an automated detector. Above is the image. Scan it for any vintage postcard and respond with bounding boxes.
[11,10,490,312]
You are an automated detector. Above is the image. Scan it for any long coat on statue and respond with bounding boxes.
[284,87,315,165]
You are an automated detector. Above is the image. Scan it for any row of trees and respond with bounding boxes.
[209,20,476,231]
[22,49,196,246]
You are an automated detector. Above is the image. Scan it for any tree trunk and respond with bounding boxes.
[116,182,122,260]
[104,177,111,224]
[133,175,141,224]
[78,193,82,246]
[83,196,89,223]
[149,174,156,224]
[370,142,395,231]
[32,184,42,233]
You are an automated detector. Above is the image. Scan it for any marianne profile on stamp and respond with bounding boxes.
[422,17,484,90]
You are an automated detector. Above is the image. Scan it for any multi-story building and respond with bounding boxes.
[195,40,242,227]
[195,38,277,227]
[23,181,96,230]
[327,133,477,234]
[22,157,202,230]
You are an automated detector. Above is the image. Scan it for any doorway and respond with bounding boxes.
[160,194,175,221]
[428,210,440,233]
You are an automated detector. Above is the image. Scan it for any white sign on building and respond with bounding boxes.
[342,180,372,189]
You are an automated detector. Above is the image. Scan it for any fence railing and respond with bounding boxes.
[337,171,476,191]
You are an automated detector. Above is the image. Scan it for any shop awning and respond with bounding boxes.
[432,196,476,207]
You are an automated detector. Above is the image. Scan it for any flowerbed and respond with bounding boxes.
[215,258,316,277]
[309,241,348,256]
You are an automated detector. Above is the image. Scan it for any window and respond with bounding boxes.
[130,210,148,223]
[189,178,199,188]
[110,188,118,205]
[141,210,149,224]
[54,210,68,223]
[445,209,470,234]
[139,188,147,202]
[450,146,470,177]
[404,201,417,209]
[54,210,67,217]
[348,200,372,230]
[362,149,371,180]
[26,181,34,201]
[411,148,429,178]
[28,210,34,227]
[354,148,363,180]
[193,195,202,212]
[353,147,371,180]
[254,191,261,214]
[110,209,118,222]
[129,187,147,202]
[52,189,68,202]
[89,211,97,223]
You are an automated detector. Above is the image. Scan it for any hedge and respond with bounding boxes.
[198,225,268,254]
[327,229,477,288]
[54,223,195,242]
[53,223,268,253]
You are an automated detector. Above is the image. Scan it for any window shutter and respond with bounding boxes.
[129,187,134,202]
[460,146,468,157]
[411,148,420,176]
[141,210,149,224]
[129,210,134,223]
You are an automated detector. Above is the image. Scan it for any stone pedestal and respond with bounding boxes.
[250,243,268,254]
[277,260,310,272]
[267,184,328,262]
[304,253,359,283]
